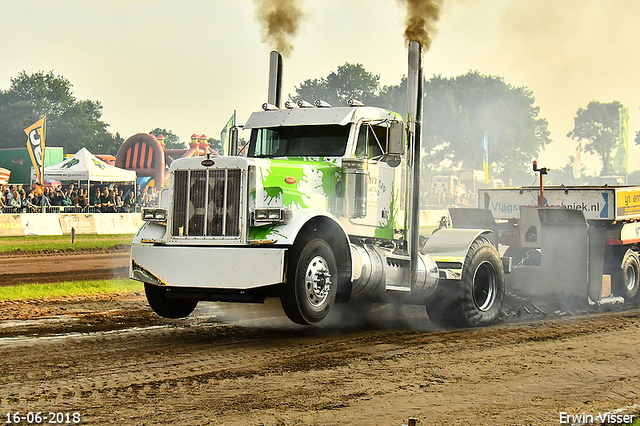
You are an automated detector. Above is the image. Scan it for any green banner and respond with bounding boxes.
[612,107,628,174]
[220,111,236,156]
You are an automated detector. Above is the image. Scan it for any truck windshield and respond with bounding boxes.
[248,124,350,157]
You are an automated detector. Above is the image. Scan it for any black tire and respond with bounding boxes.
[612,249,640,303]
[281,238,338,325]
[426,236,505,328]
[144,283,198,319]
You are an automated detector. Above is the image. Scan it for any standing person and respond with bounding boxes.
[5,185,14,208]
[12,190,24,213]
[136,186,146,207]
[90,187,102,213]
[18,191,27,213]
[123,190,136,212]
[150,187,159,206]
[39,188,52,212]
[50,188,62,207]
[25,191,38,213]
[70,189,79,206]
[78,188,89,210]
[101,187,112,213]
[60,189,72,208]
[102,191,117,213]
[115,189,124,212]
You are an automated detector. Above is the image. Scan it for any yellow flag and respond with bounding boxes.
[24,116,46,184]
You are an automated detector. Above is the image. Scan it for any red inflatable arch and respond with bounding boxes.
[116,133,165,190]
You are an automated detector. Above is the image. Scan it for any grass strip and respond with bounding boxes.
[0,279,143,301]
[0,234,134,253]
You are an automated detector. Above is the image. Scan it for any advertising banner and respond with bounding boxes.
[94,213,142,234]
[0,215,24,237]
[479,188,615,220]
[21,213,63,236]
[59,214,97,235]
[0,212,141,236]
[616,188,640,220]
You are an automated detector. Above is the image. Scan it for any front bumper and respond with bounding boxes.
[130,244,286,289]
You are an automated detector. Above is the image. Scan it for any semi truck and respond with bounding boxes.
[130,42,508,327]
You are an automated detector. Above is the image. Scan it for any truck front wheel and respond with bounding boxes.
[426,236,504,328]
[281,238,338,325]
[612,249,640,303]
[144,283,198,319]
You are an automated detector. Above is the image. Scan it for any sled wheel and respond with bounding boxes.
[144,283,198,319]
[426,236,504,328]
[612,249,640,303]
[281,238,337,325]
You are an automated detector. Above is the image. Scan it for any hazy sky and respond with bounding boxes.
[1,0,639,175]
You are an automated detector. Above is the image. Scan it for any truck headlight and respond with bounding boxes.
[142,208,167,222]
[252,208,291,225]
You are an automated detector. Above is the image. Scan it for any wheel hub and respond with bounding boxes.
[473,260,497,312]
[304,255,332,308]
[625,264,638,292]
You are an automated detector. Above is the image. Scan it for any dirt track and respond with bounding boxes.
[1,249,640,425]
[0,247,129,286]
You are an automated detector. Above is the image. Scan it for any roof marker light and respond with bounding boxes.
[296,100,314,108]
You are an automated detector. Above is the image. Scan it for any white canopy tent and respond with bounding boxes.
[42,148,136,184]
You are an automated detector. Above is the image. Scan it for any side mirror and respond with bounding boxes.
[386,120,403,167]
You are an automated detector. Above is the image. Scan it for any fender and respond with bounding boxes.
[259,209,354,302]
[252,209,350,248]
[422,228,493,279]
[132,221,167,245]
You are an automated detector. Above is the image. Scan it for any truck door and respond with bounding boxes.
[350,123,395,229]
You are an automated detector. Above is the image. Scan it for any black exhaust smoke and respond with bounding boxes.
[399,0,443,50]
[254,0,305,58]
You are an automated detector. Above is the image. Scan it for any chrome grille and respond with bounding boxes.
[171,168,243,238]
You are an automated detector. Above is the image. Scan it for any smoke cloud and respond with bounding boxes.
[398,0,443,50]
[254,0,306,57]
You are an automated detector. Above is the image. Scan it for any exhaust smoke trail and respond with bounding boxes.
[398,0,443,51]
[254,0,306,57]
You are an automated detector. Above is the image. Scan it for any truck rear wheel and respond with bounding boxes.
[281,238,338,325]
[144,283,198,319]
[612,249,640,303]
[426,236,504,328]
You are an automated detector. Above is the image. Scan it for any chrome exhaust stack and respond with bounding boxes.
[267,51,283,108]
[405,41,423,288]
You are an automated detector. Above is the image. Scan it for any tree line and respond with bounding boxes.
[0,71,123,155]
[0,68,635,183]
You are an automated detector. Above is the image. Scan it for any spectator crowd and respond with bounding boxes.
[0,182,160,214]
[420,188,478,208]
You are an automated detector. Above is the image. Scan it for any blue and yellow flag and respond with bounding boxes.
[25,116,46,185]
[480,130,489,184]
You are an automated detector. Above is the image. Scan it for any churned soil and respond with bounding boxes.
[0,249,639,425]
[0,246,129,286]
